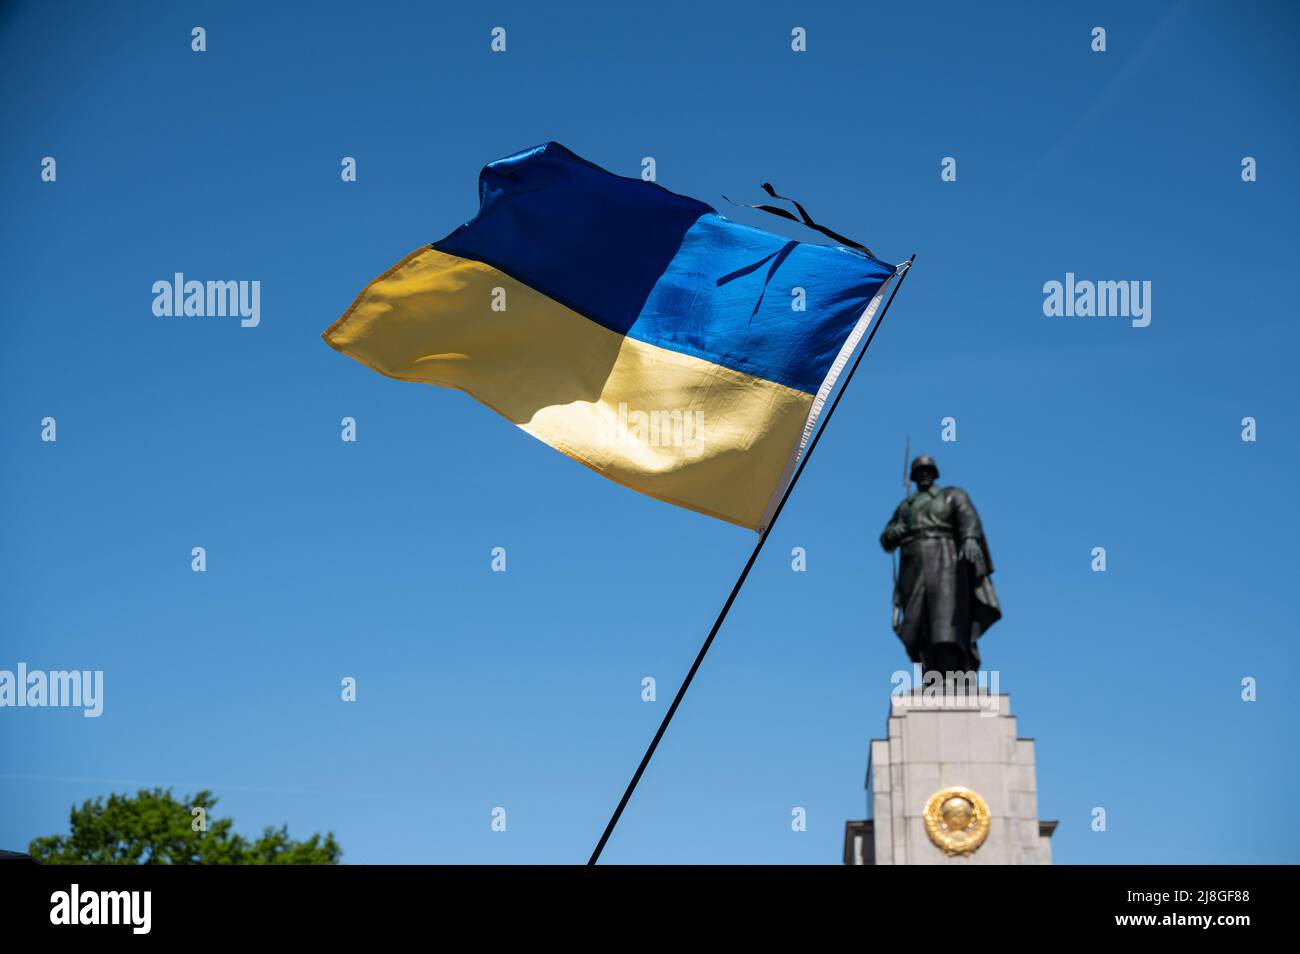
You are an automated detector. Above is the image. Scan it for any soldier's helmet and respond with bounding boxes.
[909,455,940,481]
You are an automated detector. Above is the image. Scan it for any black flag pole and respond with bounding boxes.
[587,254,917,865]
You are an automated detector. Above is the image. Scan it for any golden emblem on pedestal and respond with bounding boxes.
[923,786,990,856]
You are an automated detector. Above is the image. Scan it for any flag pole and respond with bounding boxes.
[587,254,917,864]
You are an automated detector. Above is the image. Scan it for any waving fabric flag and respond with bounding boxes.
[323,142,900,530]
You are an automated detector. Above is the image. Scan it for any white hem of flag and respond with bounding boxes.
[755,267,900,533]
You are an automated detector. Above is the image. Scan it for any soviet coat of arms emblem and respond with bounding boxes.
[923,786,990,856]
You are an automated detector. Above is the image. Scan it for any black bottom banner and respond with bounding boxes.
[0,858,1290,942]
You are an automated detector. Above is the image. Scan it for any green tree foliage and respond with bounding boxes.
[28,788,342,865]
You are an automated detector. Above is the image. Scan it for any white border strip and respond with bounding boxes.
[755,262,906,532]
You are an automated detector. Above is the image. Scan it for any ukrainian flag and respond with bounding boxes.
[323,143,899,530]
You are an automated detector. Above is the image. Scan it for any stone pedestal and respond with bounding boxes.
[843,690,1055,865]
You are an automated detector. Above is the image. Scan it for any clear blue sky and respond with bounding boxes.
[2,0,1297,864]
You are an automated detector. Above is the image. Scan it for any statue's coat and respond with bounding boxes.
[880,485,1001,670]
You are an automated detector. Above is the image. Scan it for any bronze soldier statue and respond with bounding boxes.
[880,456,1001,677]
